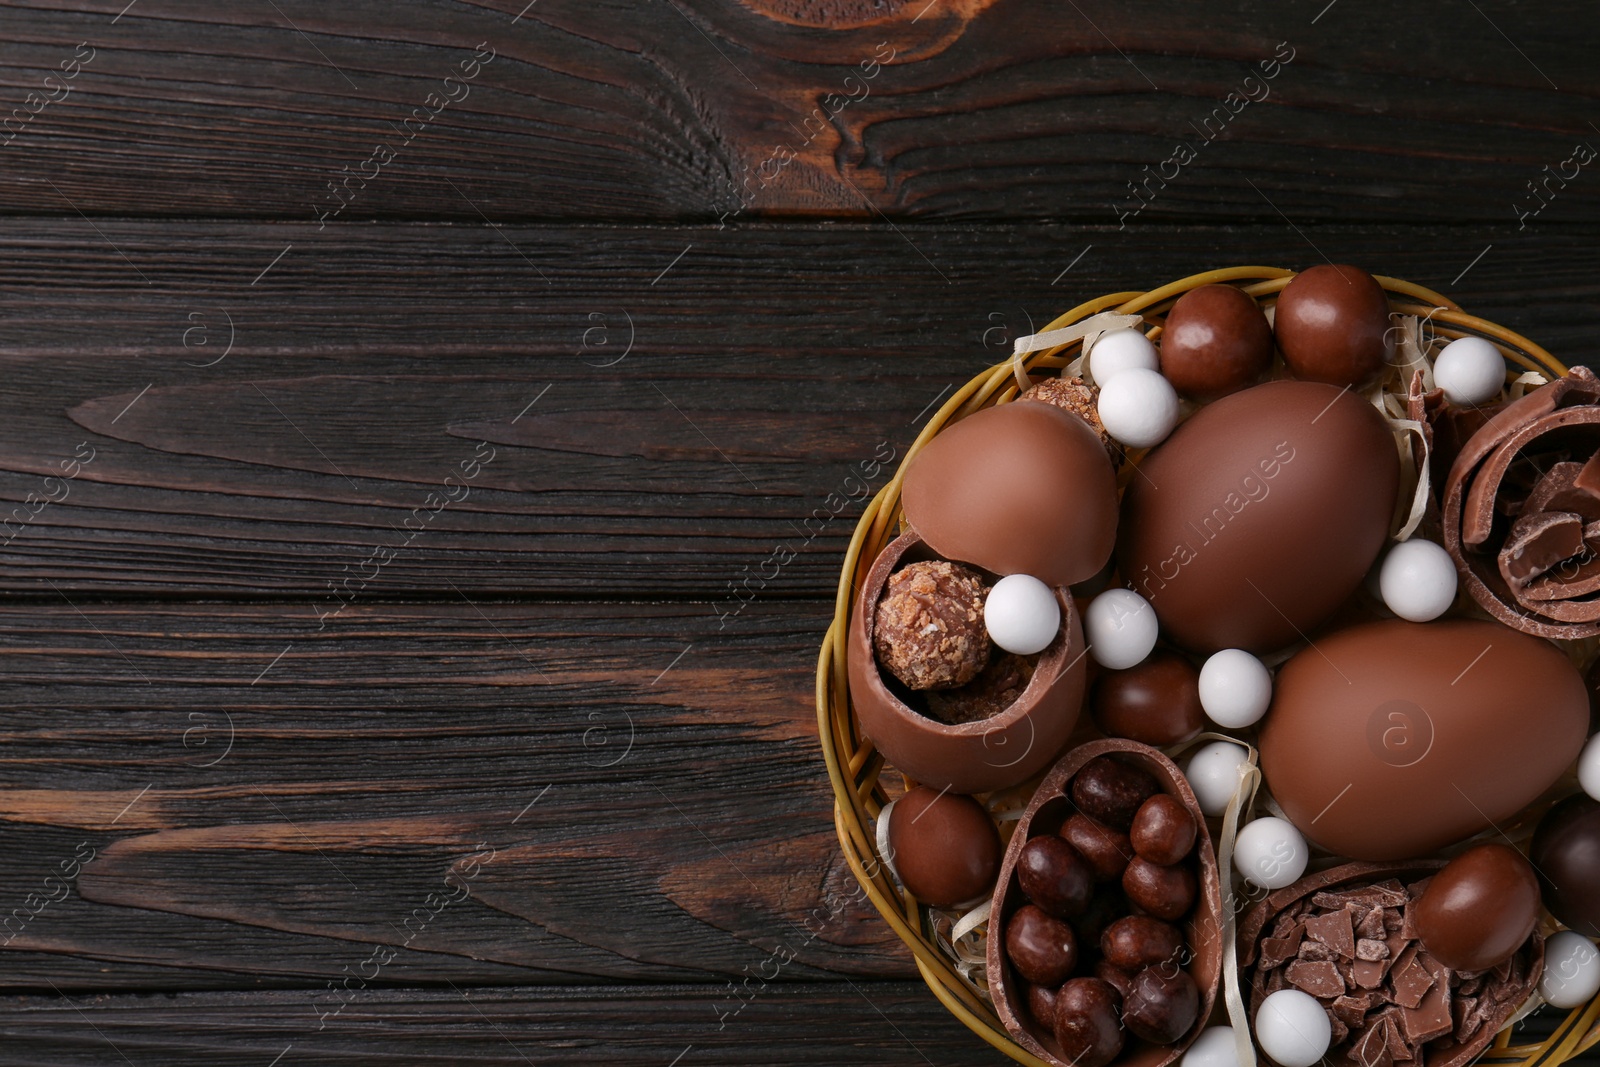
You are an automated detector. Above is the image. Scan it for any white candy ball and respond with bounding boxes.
[1255,989,1331,1067]
[984,573,1061,656]
[1234,816,1309,890]
[1181,1026,1242,1067]
[1089,328,1160,384]
[1199,649,1273,729]
[1580,733,1600,803]
[1433,336,1506,407]
[1085,588,1159,669]
[1540,930,1600,1009]
[1097,368,1180,449]
[1185,741,1249,817]
[1379,538,1458,623]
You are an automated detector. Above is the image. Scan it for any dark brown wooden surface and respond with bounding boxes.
[3,1,1599,1063]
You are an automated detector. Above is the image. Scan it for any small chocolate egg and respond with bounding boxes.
[902,401,1118,587]
[887,786,1001,907]
[1159,284,1273,398]
[1412,843,1540,971]
[1091,651,1205,747]
[1274,264,1394,388]
[1532,794,1600,937]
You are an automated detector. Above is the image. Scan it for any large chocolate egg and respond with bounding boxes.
[1412,843,1540,971]
[1117,380,1398,654]
[903,401,1118,587]
[1159,284,1273,399]
[1531,794,1600,937]
[1261,618,1588,861]
[1274,265,1394,388]
[887,786,1002,907]
[848,531,1089,793]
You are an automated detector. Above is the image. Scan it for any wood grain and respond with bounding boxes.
[0,983,1018,1066]
[0,221,1596,599]
[0,599,913,989]
[0,0,1595,222]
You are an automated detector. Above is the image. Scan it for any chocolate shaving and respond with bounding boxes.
[1443,367,1600,638]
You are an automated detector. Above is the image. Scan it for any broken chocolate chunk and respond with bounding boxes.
[1287,959,1346,999]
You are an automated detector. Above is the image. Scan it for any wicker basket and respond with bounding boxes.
[815,266,1600,1066]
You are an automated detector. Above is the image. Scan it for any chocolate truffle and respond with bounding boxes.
[1532,794,1600,937]
[873,560,990,690]
[886,786,1001,907]
[924,652,1035,724]
[1159,284,1273,398]
[1412,843,1540,972]
[1020,376,1121,462]
[1274,264,1394,388]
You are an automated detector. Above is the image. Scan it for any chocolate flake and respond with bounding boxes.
[1288,959,1347,999]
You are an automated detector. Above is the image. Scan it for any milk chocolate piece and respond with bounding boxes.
[1576,451,1600,499]
[1390,949,1434,1010]
[1307,908,1357,958]
[1332,993,1373,1028]
[1260,927,1305,968]
[1500,510,1584,587]
[1287,959,1346,998]
[1356,939,1391,961]
[1351,1018,1395,1067]
[1401,955,1454,1044]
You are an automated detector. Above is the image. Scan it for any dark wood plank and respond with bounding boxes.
[0,220,1595,598]
[0,1,1596,222]
[0,599,913,989]
[0,983,1014,1066]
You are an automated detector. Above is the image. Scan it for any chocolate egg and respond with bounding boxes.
[1118,380,1398,654]
[1159,284,1273,398]
[1531,794,1600,937]
[902,401,1118,588]
[1412,843,1540,971]
[1261,618,1589,861]
[1091,652,1205,746]
[1273,264,1394,387]
[848,531,1089,793]
[887,786,1002,907]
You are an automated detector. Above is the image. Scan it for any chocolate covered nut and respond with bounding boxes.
[1123,856,1198,920]
[1094,958,1137,1001]
[1123,966,1201,1044]
[873,560,991,689]
[1131,794,1197,865]
[1159,283,1273,399]
[1101,914,1184,972]
[1017,835,1094,919]
[1061,813,1134,882]
[1006,903,1079,986]
[1071,756,1161,831]
[1054,978,1126,1067]
[1025,982,1059,1029]
[1091,652,1206,747]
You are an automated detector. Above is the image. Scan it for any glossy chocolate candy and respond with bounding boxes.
[1274,264,1393,388]
[1159,284,1273,399]
[886,785,1001,907]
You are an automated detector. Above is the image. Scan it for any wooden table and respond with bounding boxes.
[1,2,1596,1063]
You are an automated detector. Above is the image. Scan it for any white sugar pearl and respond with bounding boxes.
[1579,733,1600,802]
[1185,741,1249,817]
[1097,367,1180,449]
[1089,328,1160,384]
[1199,649,1273,729]
[984,574,1061,656]
[1181,1026,1243,1067]
[1379,538,1458,623]
[1234,816,1309,890]
[1084,588,1158,669]
[1255,989,1331,1067]
[1540,930,1600,1009]
[1434,336,1506,406]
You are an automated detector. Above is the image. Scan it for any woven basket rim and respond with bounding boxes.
[816,265,1598,1067]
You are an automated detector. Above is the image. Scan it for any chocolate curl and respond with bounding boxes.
[1442,366,1600,639]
